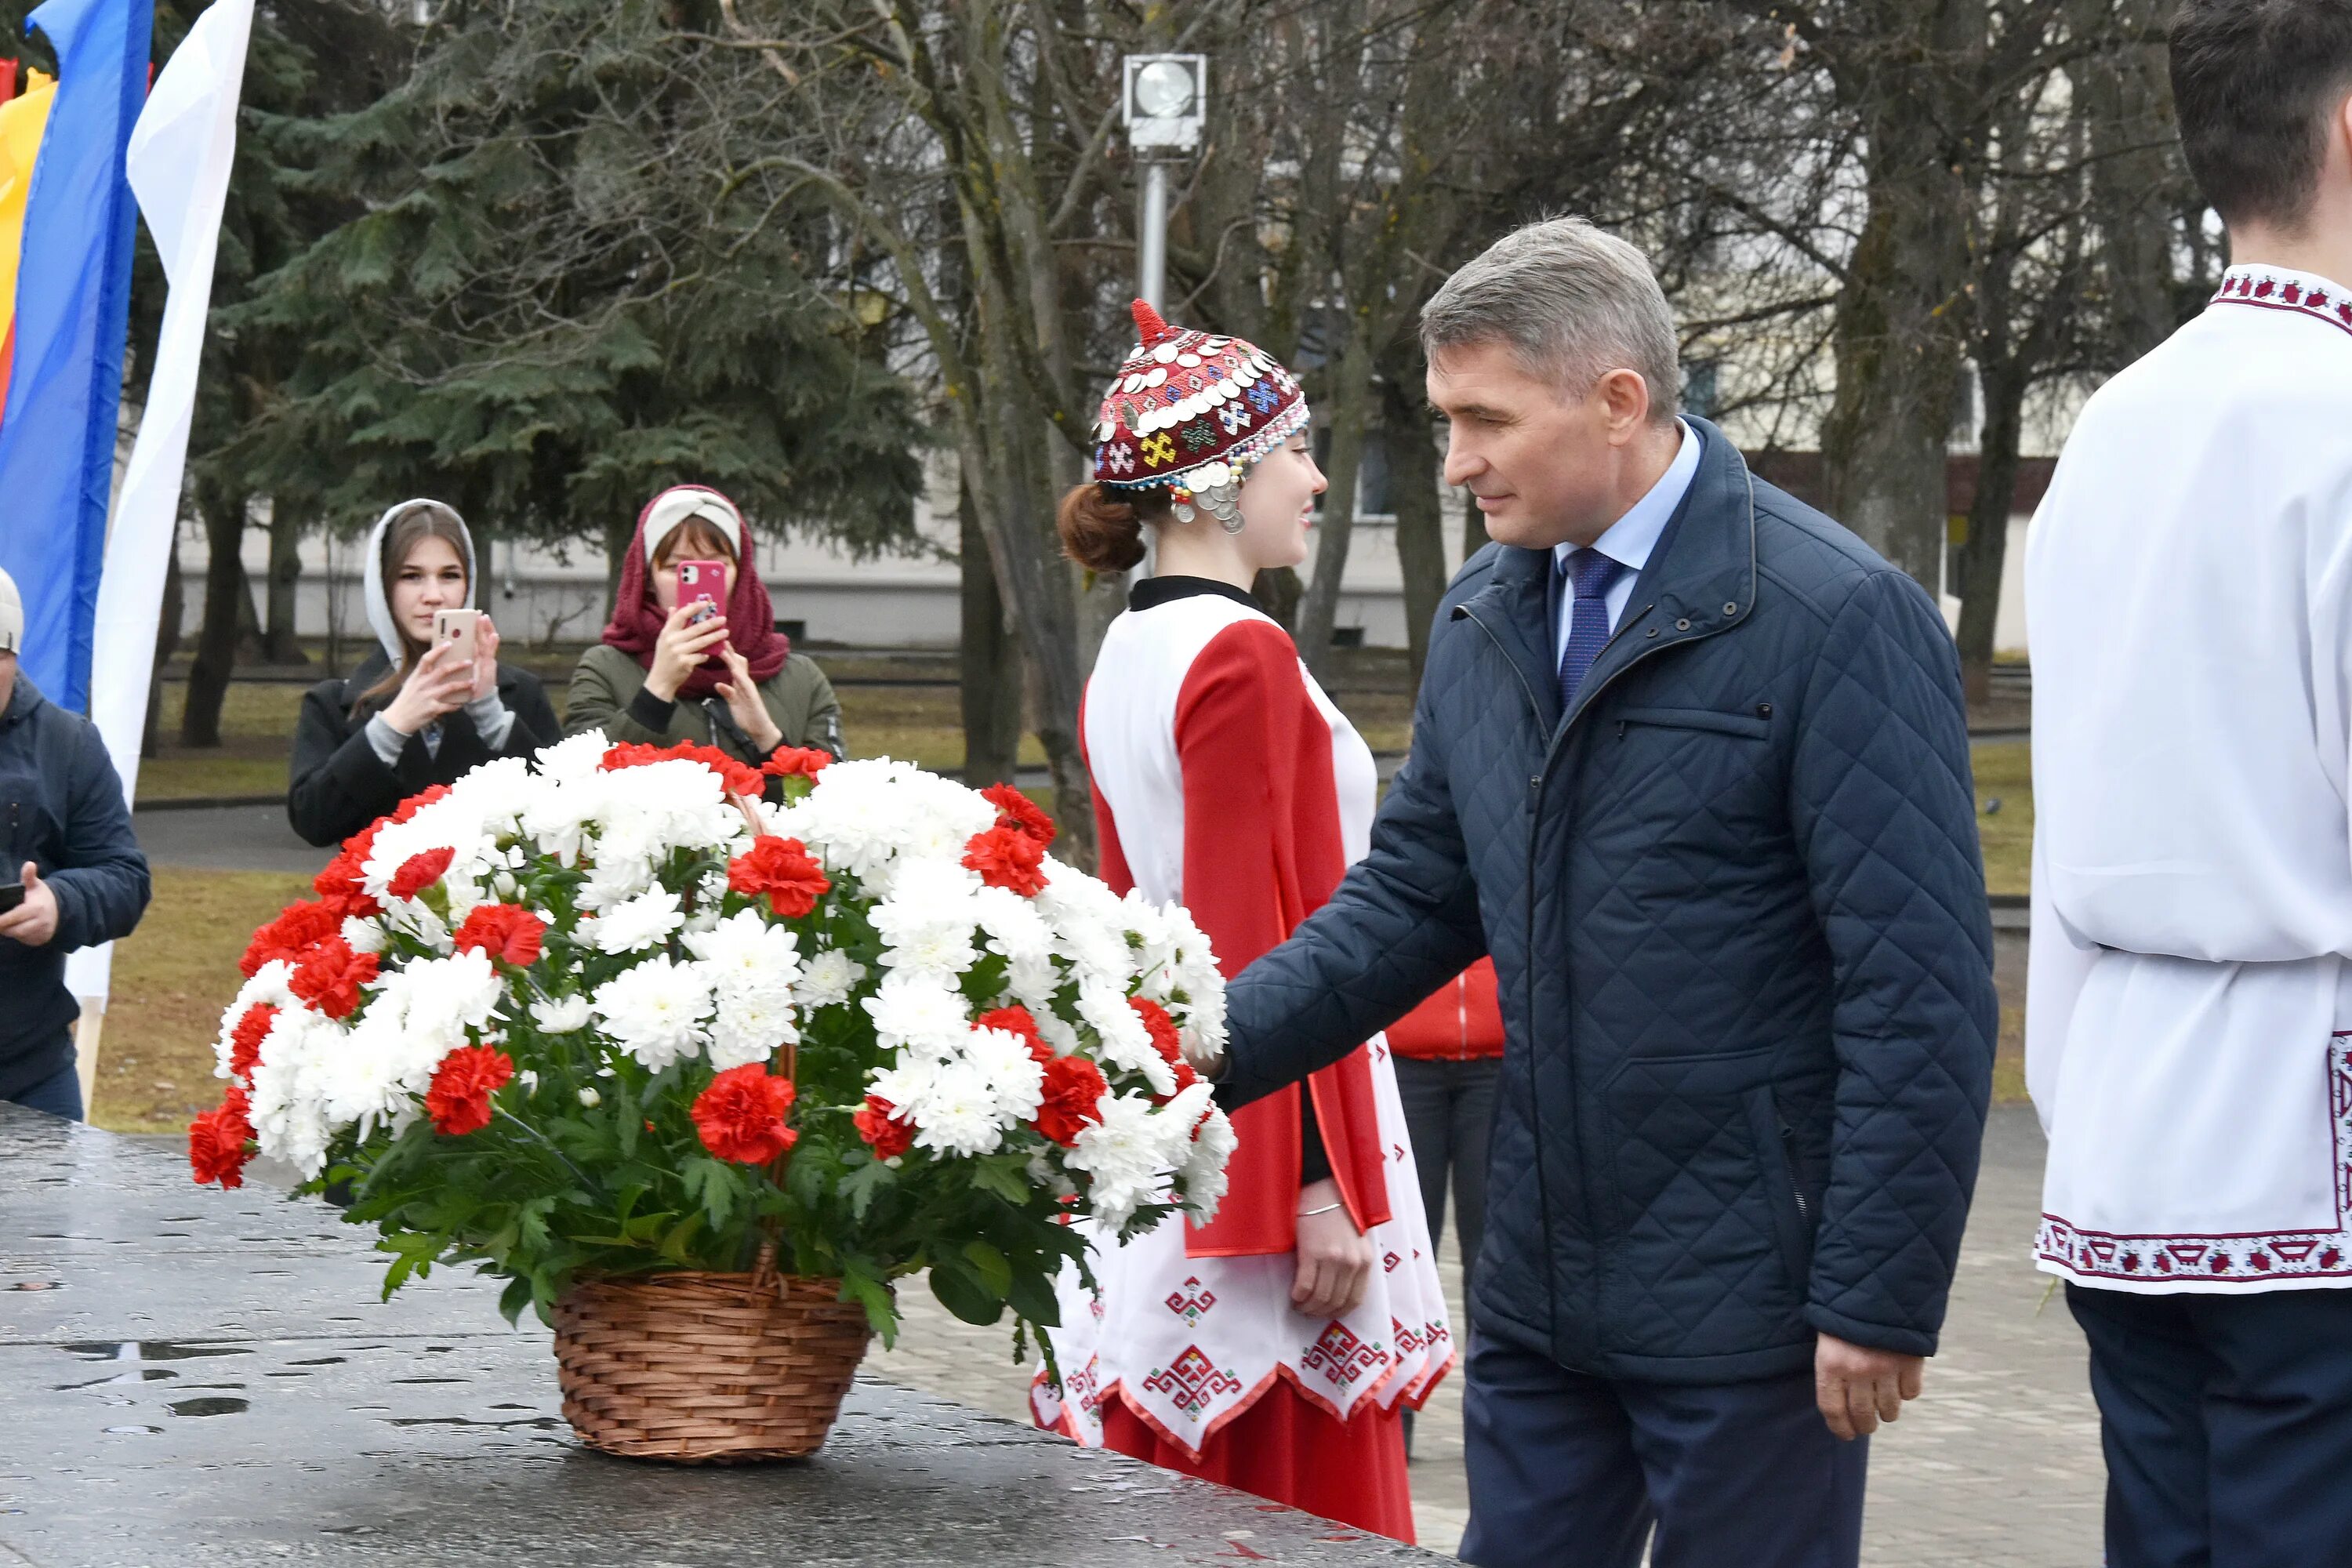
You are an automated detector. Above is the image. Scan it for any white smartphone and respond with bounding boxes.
[434,608,480,664]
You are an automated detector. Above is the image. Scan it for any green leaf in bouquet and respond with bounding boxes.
[497,1274,535,1326]
[681,1157,739,1231]
[655,1213,702,1265]
[927,1260,1005,1327]
[839,1263,899,1348]
[1003,1266,1062,1329]
[839,1156,895,1221]
[968,1153,1030,1207]
[960,1240,1014,1298]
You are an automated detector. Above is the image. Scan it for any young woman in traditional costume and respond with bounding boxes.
[564,485,844,764]
[1029,302,1452,1541]
[287,500,561,848]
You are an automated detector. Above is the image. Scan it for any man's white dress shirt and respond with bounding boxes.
[1553,419,1700,660]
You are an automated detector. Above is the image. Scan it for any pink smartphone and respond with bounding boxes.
[678,560,727,623]
[433,608,479,663]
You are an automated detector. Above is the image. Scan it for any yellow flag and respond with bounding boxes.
[0,71,59,351]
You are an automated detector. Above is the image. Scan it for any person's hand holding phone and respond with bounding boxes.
[713,644,782,754]
[0,862,60,947]
[382,636,477,736]
[470,613,502,702]
[646,601,729,703]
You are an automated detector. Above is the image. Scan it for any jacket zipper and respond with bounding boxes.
[1781,1120,1809,1220]
[1461,596,1737,1362]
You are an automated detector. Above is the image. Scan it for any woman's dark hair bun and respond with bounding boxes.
[1056,482,1162,574]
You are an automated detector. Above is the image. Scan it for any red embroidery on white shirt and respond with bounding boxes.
[2211,270,2352,339]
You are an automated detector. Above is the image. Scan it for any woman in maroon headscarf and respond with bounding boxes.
[564,485,844,762]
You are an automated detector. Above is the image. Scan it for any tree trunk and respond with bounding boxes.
[2080,0,2180,361]
[1298,332,1378,680]
[263,496,307,664]
[1819,4,1984,590]
[1253,567,1302,632]
[143,545,183,761]
[1387,383,1446,687]
[958,477,1022,788]
[181,487,249,749]
[1955,360,2026,705]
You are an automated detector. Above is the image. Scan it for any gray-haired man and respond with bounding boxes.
[1203,219,1996,1566]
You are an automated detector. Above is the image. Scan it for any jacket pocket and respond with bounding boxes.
[1744,1085,1816,1290]
[1614,706,1771,741]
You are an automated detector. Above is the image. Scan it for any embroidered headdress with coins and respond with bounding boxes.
[1091,299,1310,531]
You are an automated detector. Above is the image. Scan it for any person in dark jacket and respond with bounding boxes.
[287,500,559,848]
[1200,220,1996,1568]
[0,568,152,1120]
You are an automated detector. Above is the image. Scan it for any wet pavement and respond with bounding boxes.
[0,1105,1446,1566]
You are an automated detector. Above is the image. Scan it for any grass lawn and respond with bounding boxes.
[89,866,313,1134]
[144,680,310,800]
[1970,739,2031,898]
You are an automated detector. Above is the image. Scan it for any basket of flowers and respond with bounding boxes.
[187,733,1236,1463]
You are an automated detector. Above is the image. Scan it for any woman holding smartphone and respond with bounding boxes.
[286,499,561,847]
[564,485,844,764]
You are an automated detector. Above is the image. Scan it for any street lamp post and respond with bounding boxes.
[1122,54,1206,310]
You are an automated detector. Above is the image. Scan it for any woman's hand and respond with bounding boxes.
[644,602,730,703]
[713,644,782,753]
[380,637,476,735]
[1290,1178,1373,1320]
[470,614,502,703]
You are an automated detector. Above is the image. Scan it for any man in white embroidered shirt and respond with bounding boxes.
[2025,4,2352,1563]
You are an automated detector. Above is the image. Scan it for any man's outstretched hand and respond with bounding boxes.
[1815,1332,1924,1440]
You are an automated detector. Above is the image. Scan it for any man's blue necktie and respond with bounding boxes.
[1557,547,1628,713]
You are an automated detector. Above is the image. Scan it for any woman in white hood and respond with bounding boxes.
[285,500,560,847]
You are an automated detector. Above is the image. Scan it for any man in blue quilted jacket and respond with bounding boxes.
[1203,217,1996,1567]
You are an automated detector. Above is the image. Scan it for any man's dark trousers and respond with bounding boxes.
[2067,1283,2352,1568]
[1456,1335,1865,1568]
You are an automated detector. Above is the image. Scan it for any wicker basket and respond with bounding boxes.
[552,1256,872,1463]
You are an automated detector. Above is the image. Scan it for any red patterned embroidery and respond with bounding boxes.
[2211,270,2352,341]
[1164,1275,1218,1323]
[1382,1250,1401,1274]
[1393,1317,1425,1356]
[2038,1035,2352,1284]
[1298,1320,1385,1388]
[1064,1353,1107,1421]
[1142,1345,1243,1416]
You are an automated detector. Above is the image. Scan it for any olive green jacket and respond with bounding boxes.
[564,643,844,763]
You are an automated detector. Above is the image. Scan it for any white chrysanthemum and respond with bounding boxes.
[531,993,593,1033]
[1180,1098,1237,1221]
[975,886,1055,968]
[1077,977,1171,1093]
[246,1009,341,1178]
[707,989,800,1072]
[862,972,970,1052]
[684,909,802,1002]
[394,949,504,1040]
[339,916,386,955]
[590,956,713,1072]
[797,948,866,1010]
[595,887,686,954]
[532,728,611,785]
[575,856,655,913]
[1068,1091,1171,1231]
[964,1025,1046,1125]
[777,757,995,895]
[900,1058,1007,1158]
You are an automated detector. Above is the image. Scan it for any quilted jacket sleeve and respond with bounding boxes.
[1788,568,1996,1357]
[1216,661,1489,1111]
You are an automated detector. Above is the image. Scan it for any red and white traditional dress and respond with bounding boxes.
[1030,576,1454,1541]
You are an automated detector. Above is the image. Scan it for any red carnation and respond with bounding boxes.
[189,1085,256,1189]
[227,1004,278,1083]
[390,784,451,826]
[762,746,833,779]
[452,904,546,967]
[981,782,1056,848]
[963,825,1047,897]
[691,1065,799,1165]
[311,850,383,920]
[1034,1055,1109,1148]
[389,847,456,901]
[425,1045,515,1137]
[287,936,379,1020]
[1130,996,1183,1065]
[238,899,341,978]
[976,1004,1053,1065]
[603,739,763,799]
[855,1094,916,1160]
[727,835,831,917]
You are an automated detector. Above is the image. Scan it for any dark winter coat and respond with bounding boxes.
[0,676,151,1099]
[1216,418,1998,1383]
[285,653,561,848]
